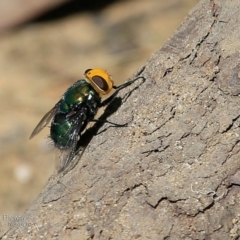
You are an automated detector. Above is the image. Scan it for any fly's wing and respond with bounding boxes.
[29,104,59,139]
[58,145,87,174]
[57,113,87,174]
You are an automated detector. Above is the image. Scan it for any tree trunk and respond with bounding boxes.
[3,0,240,239]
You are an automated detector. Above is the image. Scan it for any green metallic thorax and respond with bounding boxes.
[59,80,99,113]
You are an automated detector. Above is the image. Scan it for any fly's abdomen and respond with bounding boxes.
[50,114,74,149]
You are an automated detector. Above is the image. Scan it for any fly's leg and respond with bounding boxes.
[96,71,145,129]
[101,73,146,107]
[90,119,129,127]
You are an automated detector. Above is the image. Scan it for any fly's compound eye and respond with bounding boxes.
[92,75,109,91]
[84,68,114,95]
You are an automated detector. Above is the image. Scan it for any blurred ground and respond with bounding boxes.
[0,0,198,229]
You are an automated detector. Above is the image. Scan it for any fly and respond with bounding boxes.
[30,68,145,173]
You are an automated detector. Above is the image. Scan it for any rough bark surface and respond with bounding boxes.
[2,0,240,239]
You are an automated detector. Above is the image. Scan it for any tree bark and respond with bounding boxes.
[2,0,240,239]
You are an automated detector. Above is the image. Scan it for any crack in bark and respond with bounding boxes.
[220,114,240,133]
[163,67,173,77]
[141,143,169,156]
[145,133,172,144]
[146,197,187,209]
[122,183,144,194]
[144,108,175,135]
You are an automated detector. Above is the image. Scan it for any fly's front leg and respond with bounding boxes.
[101,75,146,107]
[97,70,145,129]
[91,119,129,127]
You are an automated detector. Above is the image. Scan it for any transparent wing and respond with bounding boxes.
[58,145,87,175]
[29,105,58,139]
[56,113,88,173]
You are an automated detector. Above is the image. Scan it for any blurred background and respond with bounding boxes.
[0,0,198,232]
